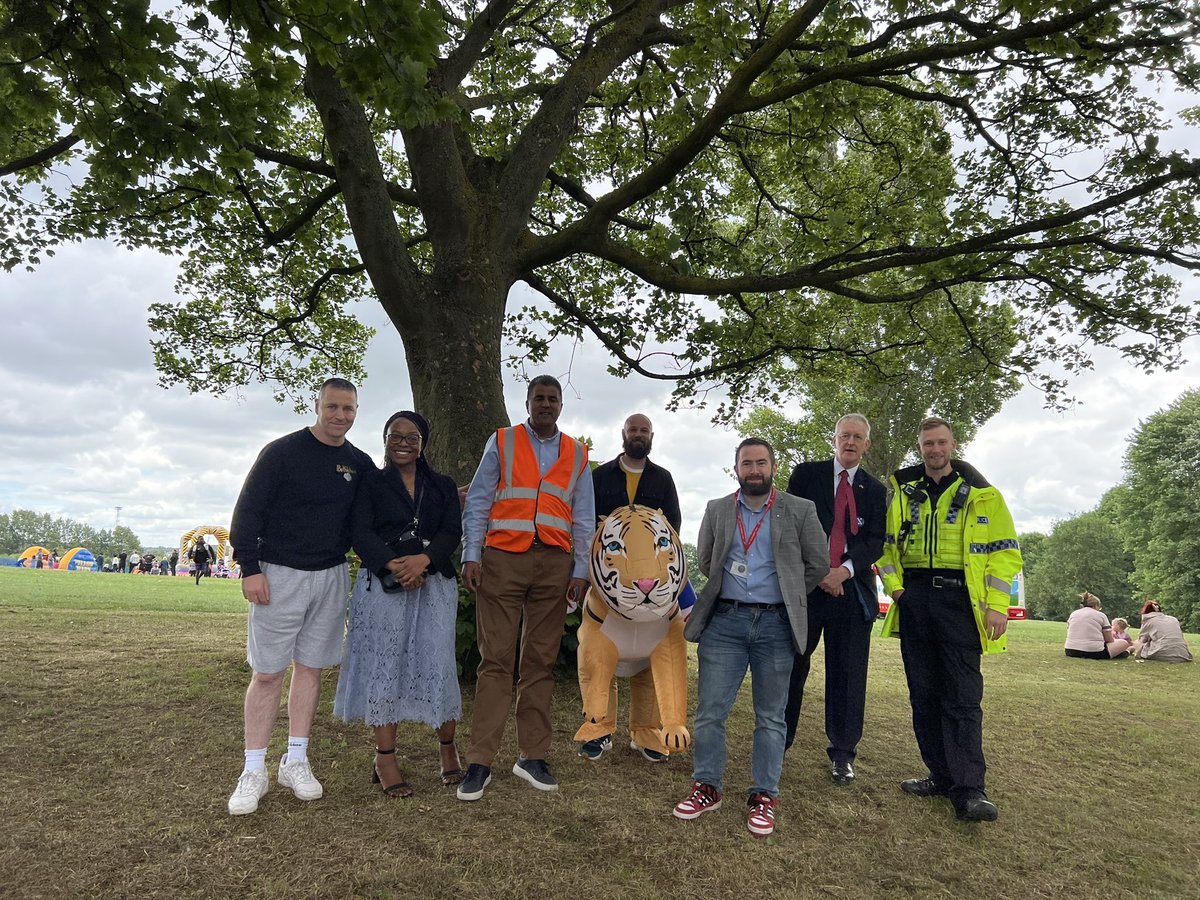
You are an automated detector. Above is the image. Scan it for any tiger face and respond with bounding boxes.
[590,505,687,622]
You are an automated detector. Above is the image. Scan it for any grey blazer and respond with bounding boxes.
[685,490,830,652]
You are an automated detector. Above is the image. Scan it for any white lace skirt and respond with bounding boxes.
[333,570,463,728]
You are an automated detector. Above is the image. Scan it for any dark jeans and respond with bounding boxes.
[898,580,987,806]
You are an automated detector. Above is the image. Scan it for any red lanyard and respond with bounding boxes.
[735,488,776,555]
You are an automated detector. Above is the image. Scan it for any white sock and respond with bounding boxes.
[286,736,309,765]
[243,747,268,774]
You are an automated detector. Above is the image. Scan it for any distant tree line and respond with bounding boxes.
[1020,390,1200,631]
[0,509,144,567]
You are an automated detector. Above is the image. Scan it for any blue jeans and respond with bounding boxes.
[692,602,796,798]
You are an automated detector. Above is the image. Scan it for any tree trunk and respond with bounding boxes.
[389,278,511,486]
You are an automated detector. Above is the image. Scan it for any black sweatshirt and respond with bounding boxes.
[230,428,373,576]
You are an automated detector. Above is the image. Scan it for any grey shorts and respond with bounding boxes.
[247,562,350,673]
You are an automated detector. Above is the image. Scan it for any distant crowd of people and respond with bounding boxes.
[25,549,60,569]
[1064,591,1193,663]
[100,547,241,581]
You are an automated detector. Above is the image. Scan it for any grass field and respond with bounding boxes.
[2,567,1199,899]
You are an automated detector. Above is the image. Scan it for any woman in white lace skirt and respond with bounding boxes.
[335,411,464,796]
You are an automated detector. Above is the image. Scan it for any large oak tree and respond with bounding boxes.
[4,0,1200,480]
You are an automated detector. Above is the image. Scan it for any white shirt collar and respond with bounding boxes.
[834,461,859,482]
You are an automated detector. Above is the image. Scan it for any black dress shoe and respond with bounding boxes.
[831,761,855,785]
[900,777,948,798]
[955,794,999,822]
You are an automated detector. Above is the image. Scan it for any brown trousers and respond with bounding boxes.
[467,544,572,766]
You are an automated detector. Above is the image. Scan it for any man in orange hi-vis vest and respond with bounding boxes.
[457,375,596,802]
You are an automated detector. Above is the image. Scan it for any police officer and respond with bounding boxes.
[878,416,1022,823]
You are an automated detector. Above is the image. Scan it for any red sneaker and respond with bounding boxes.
[747,792,778,836]
[672,781,723,820]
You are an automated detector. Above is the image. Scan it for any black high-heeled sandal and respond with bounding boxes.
[439,737,464,786]
[372,747,414,797]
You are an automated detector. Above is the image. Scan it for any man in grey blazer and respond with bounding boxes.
[672,438,828,837]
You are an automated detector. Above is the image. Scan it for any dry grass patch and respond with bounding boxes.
[2,570,1199,898]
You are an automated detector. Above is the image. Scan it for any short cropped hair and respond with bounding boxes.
[735,437,775,465]
[527,374,563,400]
[918,415,953,438]
[319,377,357,396]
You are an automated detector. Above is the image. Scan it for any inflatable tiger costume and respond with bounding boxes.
[574,504,692,757]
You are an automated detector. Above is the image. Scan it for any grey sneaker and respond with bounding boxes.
[278,758,323,800]
[578,734,613,760]
[228,769,269,816]
[512,756,558,792]
[456,763,492,801]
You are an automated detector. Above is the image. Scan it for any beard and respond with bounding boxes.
[622,435,652,460]
[738,475,772,497]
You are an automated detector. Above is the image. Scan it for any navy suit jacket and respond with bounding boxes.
[786,459,886,609]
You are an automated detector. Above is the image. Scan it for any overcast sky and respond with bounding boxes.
[1,236,1197,550]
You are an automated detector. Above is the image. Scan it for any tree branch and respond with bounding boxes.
[522,271,924,382]
[0,132,82,176]
[244,140,420,206]
[437,0,524,90]
[304,61,425,323]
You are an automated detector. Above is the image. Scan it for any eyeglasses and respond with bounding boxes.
[385,433,422,446]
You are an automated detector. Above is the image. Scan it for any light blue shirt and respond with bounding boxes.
[721,491,784,605]
[462,420,596,579]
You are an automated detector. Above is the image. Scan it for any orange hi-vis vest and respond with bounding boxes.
[485,426,588,553]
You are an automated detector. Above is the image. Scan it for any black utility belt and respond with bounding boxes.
[718,598,785,611]
[905,570,966,589]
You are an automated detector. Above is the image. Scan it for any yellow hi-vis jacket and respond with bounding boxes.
[878,460,1022,654]
[485,426,588,553]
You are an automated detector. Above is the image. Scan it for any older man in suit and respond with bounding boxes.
[784,413,887,786]
[672,438,828,838]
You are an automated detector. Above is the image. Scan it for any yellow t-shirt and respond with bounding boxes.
[621,458,644,505]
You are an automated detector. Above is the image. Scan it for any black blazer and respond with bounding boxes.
[786,459,886,599]
[591,456,682,533]
[350,464,462,579]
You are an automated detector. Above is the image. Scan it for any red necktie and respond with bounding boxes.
[830,469,859,568]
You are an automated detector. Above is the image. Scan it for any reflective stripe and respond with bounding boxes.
[879,564,897,575]
[489,518,536,532]
[540,483,571,502]
[535,512,571,530]
[495,487,538,500]
[561,440,582,495]
[497,427,517,500]
[970,539,1019,554]
[985,574,1012,594]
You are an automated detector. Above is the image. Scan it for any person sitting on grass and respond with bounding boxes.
[1132,601,1194,663]
[1064,592,1131,660]
[1111,617,1134,647]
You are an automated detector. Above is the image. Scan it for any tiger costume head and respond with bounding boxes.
[589,505,687,623]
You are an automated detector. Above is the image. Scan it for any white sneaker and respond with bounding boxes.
[228,769,270,815]
[278,758,324,800]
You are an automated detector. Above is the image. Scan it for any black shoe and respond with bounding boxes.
[456,763,492,801]
[955,794,999,822]
[578,735,612,760]
[512,756,559,792]
[831,761,855,785]
[900,777,948,798]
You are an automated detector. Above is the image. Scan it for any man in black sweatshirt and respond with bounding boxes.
[226,377,373,816]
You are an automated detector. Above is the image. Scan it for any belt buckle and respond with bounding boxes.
[931,575,945,589]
